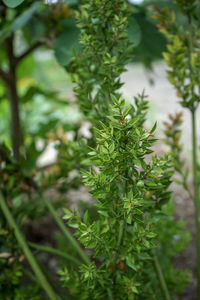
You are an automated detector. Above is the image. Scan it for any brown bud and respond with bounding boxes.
[113,200,117,211]
[119,261,125,270]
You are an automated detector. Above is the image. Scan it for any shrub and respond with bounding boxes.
[59,1,189,299]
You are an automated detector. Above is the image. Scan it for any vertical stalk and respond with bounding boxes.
[43,197,90,265]
[188,16,200,298]
[0,193,59,300]
[6,76,22,162]
[152,250,171,300]
[6,35,22,162]
[191,109,200,298]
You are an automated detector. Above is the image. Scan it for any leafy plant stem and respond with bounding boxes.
[151,250,171,300]
[29,242,81,265]
[188,15,200,297]
[191,109,200,298]
[0,193,59,300]
[43,197,90,265]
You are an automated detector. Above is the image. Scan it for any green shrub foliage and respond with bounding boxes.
[68,0,133,119]
[60,96,175,299]
[154,1,200,110]
[155,1,200,297]
[59,1,189,299]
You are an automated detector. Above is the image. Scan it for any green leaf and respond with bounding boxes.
[54,22,79,66]
[63,208,72,220]
[150,122,157,134]
[126,256,137,271]
[98,210,108,217]
[127,16,141,48]
[83,211,89,224]
[2,0,24,8]
[13,2,40,32]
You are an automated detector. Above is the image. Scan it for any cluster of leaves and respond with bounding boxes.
[156,1,200,297]
[60,95,190,299]
[154,1,200,110]
[0,0,192,299]
[57,0,191,299]
[163,112,191,195]
[68,0,133,118]
[0,144,42,299]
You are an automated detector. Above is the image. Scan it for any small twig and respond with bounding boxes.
[16,41,43,65]
[0,193,59,300]
[43,196,90,265]
[151,250,171,300]
[29,242,81,265]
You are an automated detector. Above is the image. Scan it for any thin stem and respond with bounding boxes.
[29,242,81,265]
[117,220,125,247]
[151,250,171,300]
[16,41,43,65]
[188,15,200,298]
[191,109,200,298]
[0,193,59,300]
[43,197,90,265]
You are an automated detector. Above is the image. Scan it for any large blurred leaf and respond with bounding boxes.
[14,2,40,31]
[0,2,40,42]
[2,0,24,8]
[54,19,79,66]
[127,16,141,48]
[24,18,46,44]
[133,9,166,67]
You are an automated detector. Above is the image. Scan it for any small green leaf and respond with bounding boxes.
[63,208,72,220]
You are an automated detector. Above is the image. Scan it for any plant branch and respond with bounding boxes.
[188,15,200,298]
[0,193,59,300]
[151,250,171,300]
[43,197,90,265]
[16,41,43,65]
[191,109,200,298]
[29,242,81,265]
[6,35,22,162]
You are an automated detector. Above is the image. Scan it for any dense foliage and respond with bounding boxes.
[155,0,200,298]
[0,0,198,299]
[59,1,189,300]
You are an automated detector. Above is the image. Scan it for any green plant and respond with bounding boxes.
[58,1,189,300]
[154,1,200,297]
[60,94,188,299]
[0,1,191,299]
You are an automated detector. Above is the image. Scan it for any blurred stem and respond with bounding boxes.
[43,197,90,265]
[151,250,171,300]
[29,242,81,265]
[188,15,200,298]
[0,193,59,300]
[5,35,22,162]
[191,109,200,298]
